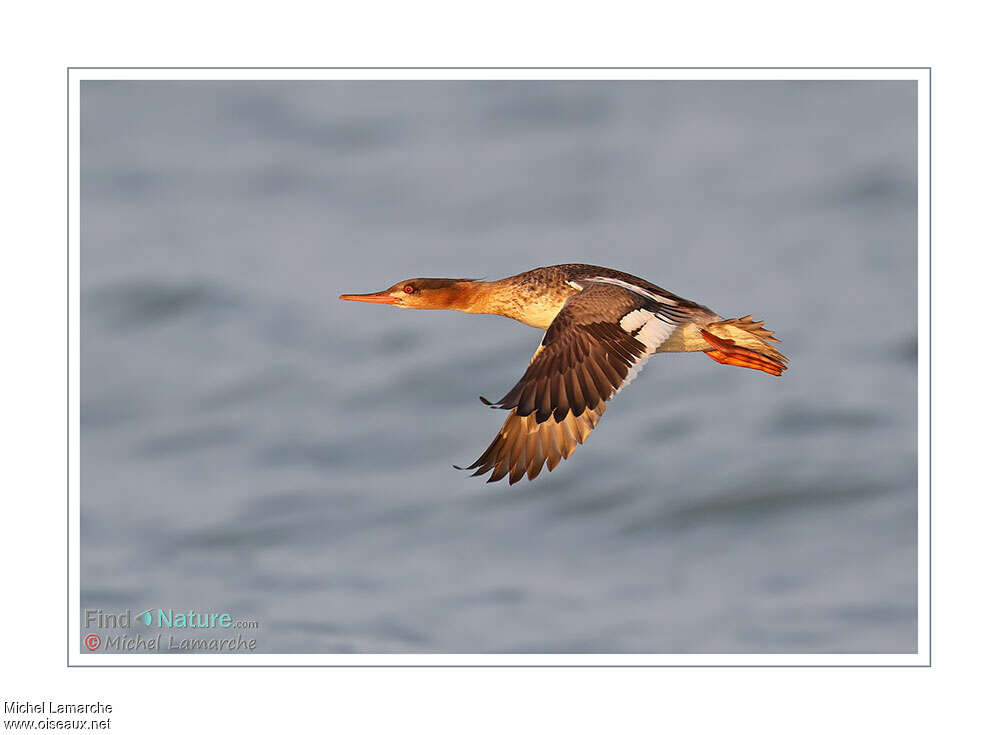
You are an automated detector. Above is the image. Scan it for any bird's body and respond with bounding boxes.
[341,264,787,484]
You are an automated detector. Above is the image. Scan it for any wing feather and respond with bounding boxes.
[460,280,693,484]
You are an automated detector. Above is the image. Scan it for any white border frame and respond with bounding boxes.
[68,67,930,667]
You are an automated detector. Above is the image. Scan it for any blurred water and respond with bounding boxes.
[80,81,917,653]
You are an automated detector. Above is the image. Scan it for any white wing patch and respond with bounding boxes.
[633,313,675,351]
[616,308,677,392]
[619,308,649,333]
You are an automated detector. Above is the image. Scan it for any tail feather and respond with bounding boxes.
[721,315,781,343]
[701,316,788,376]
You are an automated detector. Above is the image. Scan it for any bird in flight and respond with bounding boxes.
[341,264,787,484]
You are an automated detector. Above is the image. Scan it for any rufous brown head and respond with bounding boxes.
[340,278,479,310]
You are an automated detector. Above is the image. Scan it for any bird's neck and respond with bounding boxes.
[447,279,568,329]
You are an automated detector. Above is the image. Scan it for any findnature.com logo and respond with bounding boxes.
[84,608,258,630]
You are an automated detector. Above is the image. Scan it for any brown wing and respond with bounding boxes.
[460,281,682,484]
[484,283,678,422]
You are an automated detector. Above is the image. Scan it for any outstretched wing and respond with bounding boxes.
[459,280,688,484]
[457,400,607,484]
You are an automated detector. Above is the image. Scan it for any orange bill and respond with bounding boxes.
[339,291,400,305]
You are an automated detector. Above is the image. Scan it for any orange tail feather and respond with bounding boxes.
[700,328,786,377]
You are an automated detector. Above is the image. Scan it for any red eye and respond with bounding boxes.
[403,284,414,294]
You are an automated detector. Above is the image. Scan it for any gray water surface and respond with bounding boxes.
[81,81,917,653]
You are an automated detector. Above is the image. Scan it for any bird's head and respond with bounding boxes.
[340,278,481,310]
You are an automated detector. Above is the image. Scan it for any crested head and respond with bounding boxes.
[340,277,482,310]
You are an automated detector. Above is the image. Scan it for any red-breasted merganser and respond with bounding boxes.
[341,264,787,484]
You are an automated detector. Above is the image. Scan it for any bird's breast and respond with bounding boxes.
[514,299,567,329]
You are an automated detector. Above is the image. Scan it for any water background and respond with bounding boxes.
[81,81,917,653]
